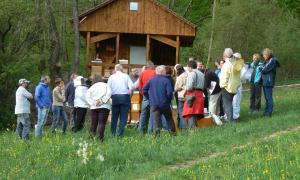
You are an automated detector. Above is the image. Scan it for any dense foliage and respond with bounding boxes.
[0,0,299,129]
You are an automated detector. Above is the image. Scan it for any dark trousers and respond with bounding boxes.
[90,108,110,141]
[219,95,225,116]
[111,95,131,137]
[151,106,176,136]
[221,89,235,121]
[250,84,262,111]
[263,86,273,116]
[73,107,87,132]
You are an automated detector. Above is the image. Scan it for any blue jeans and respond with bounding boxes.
[35,107,49,138]
[138,96,151,133]
[52,106,68,133]
[111,95,131,137]
[160,115,172,130]
[178,100,188,129]
[147,115,154,133]
[16,113,30,140]
[263,86,273,116]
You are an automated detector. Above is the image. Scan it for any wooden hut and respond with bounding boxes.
[77,0,197,77]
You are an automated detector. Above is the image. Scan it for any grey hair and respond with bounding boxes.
[262,48,273,55]
[155,65,165,75]
[40,75,50,82]
[146,61,154,68]
[223,48,233,58]
[115,64,123,71]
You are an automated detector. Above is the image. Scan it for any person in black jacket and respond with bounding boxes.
[65,73,78,129]
[261,48,280,117]
[204,70,222,125]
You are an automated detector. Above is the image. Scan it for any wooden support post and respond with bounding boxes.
[85,32,91,73]
[176,36,180,64]
[91,43,95,62]
[146,34,150,62]
[116,33,120,63]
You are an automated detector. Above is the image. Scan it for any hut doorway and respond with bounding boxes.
[151,39,176,66]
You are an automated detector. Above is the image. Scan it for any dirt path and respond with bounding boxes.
[137,125,300,179]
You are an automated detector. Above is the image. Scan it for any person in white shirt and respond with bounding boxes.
[73,76,89,132]
[86,74,112,141]
[107,64,133,137]
[15,79,33,140]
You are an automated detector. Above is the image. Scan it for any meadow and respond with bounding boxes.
[0,86,299,179]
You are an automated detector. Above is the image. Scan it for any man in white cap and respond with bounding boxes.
[15,79,33,140]
[232,53,245,120]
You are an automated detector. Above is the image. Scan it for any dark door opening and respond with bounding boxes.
[151,40,176,66]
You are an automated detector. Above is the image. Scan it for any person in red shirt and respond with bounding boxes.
[138,61,156,133]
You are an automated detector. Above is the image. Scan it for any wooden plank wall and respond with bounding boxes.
[79,0,195,37]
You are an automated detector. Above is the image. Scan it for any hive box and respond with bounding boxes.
[196,116,214,127]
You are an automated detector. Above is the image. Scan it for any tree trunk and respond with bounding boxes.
[168,0,176,8]
[207,0,217,67]
[71,0,80,74]
[45,0,61,80]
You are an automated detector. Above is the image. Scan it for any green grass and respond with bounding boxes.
[0,87,300,179]
[154,129,300,180]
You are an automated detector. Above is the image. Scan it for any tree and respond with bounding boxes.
[71,0,80,74]
[45,0,61,79]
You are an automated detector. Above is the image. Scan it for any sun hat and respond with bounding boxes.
[18,79,30,85]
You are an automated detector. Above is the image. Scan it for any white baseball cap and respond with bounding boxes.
[19,79,30,85]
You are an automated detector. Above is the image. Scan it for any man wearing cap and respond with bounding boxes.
[35,75,51,138]
[15,79,33,140]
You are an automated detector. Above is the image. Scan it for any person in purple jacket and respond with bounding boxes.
[34,75,52,138]
[142,65,176,137]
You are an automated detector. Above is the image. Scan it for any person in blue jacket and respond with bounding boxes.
[34,75,52,138]
[249,53,264,113]
[261,48,280,117]
[142,65,176,137]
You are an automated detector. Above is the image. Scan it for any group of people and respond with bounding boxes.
[14,48,279,141]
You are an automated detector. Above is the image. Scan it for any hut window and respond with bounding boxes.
[129,2,138,11]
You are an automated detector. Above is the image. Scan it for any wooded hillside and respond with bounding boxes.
[0,0,299,129]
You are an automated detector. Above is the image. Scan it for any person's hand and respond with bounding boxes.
[96,100,102,106]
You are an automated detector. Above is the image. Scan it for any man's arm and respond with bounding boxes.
[24,89,33,100]
[219,63,230,88]
[262,59,276,74]
[166,80,173,101]
[138,72,144,93]
[142,80,150,100]
[34,86,43,108]
[102,85,112,104]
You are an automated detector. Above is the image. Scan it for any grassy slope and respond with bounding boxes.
[154,129,300,179]
[0,87,299,179]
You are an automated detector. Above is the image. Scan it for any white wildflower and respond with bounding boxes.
[96,154,105,162]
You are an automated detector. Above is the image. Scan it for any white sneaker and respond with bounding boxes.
[211,114,223,126]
